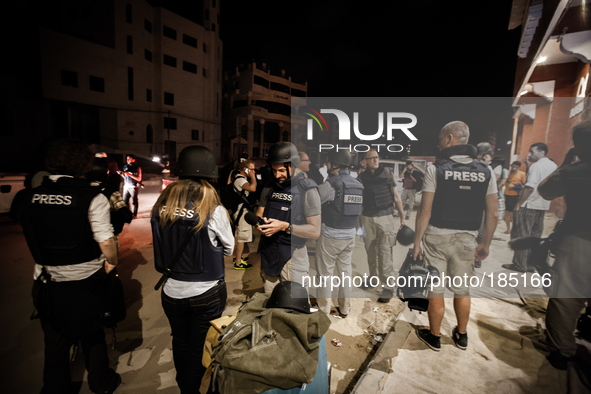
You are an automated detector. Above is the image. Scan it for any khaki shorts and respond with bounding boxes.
[233,208,253,243]
[423,232,476,295]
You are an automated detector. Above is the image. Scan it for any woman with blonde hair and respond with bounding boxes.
[151,146,233,393]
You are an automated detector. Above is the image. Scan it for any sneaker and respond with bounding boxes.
[474,260,481,269]
[452,326,468,350]
[336,307,348,318]
[416,328,441,351]
[405,213,411,220]
[233,258,252,270]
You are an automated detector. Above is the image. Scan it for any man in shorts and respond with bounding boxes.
[413,121,498,351]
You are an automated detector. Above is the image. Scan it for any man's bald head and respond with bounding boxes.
[438,121,470,151]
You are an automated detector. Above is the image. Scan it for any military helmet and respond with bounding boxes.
[175,145,218,178]
[328,150,352,167]
[267,281,311,314]
[267,142,301,167]
[396,225,415,246]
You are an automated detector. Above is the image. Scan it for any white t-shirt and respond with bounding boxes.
[523,157,558,211]
[233,174,249,196]
[422,156,498,236]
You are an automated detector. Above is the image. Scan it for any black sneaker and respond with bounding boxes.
[233,258,252,270]
[417,328,441,351]
[452,326,468,350]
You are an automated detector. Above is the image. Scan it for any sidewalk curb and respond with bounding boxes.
[351,304,420,393]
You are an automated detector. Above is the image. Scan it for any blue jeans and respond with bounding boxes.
[161,281,227,393]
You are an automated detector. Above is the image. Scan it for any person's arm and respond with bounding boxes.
[89,193,118,272]
[514,187,533,211]
[256,206,265,218]
[212,206,235,256]
[243,170,258,192]
[474,193,499,261]
[392,185,406,228]
[498,178,507,189]
[100,238,118,273]
[413,191,434,261]
[538,167,565,201]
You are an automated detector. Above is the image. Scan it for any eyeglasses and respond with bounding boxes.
[365,156,380,161]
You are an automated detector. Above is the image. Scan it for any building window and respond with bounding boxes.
[127,67,133,100]
[163,25,177,40]
[254,121,261,142]
[163,54,177,67]
[89,75,104,92]
[182,61,197,74]
[147,88,152,102]
[241,125,247,139]
[145,49,152,62]
[127,35,133,54]
[146,124,153,143]
[253,75,269,89]
[164,117,177,130]
[212,0,216,8]
[202,68,207,78]
[144,19,152,33]
[203,43,207,53]
[125,3,131,23]
[191,129,199,140]
[282,130,289,141]
[211,23,216,32]
[271,82,289,94]
[61,69,78,87]
[252,147,258,158]
[164,92,174,106]
[205,9,209,20]
[183,34,197,48]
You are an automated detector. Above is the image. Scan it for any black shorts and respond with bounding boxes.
[504,195,519,212]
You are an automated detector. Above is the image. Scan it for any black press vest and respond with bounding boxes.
[151,206,225,282]
[260,171,317,276]
[359,166,395,216]
[429,145,491,231]
[323,169,364,229]
[20,177,102,266]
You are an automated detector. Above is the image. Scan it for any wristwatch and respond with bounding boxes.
[285,224,293,235]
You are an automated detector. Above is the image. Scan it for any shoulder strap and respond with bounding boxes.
[154,226,199,291]
[384,167,395,186]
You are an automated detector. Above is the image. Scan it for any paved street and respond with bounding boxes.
[2,181,583,394]
[0,181,406,394]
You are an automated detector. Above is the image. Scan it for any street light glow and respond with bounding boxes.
[536,56,547,64]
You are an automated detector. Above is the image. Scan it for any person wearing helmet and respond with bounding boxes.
[256,142,322,293]
[413,121,498,352]
[151,145,234,392]
[358,149,406,303]
[315,149,363,317]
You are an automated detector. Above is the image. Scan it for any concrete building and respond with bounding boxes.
[4,0,223,168]
[222,61,308,163]
[509,0,590,164]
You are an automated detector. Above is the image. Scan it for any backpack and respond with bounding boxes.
[413,169,424,191]
[209,292,330,394]
[219,172,250,217]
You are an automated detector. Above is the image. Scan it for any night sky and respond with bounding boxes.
[220,1,523,97]
[220,1,523,158]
